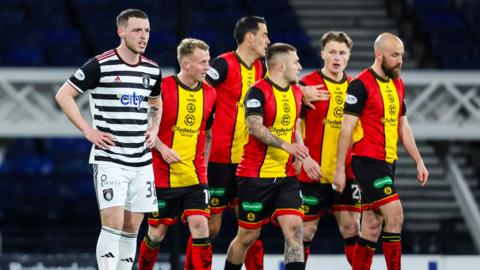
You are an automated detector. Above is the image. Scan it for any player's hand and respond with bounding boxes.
[318,90,330,100]
[332,169,346,193]
[417,160,429,187]
[282,143,309,161]
[301,84,330,109]
[157,144,181,164]
[302,156,321,181]
[84,127,115,150]
[145,124,160,149]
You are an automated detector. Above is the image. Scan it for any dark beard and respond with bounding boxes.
[381,62,401,79]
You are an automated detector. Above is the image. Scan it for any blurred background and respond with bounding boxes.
[0,0,480,269]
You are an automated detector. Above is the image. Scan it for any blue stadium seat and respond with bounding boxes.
[14,155,54,175]
[7,47,45,66]
[420,10,464,31]
[412,0,452,11]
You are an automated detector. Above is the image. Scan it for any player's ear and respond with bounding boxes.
[374,49,383,62]
[320,49,326,61]
[181,58,189,71]
[279,60,286,72]
[245,32,255,44]
[117,27,125,39]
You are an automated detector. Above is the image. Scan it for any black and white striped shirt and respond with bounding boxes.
[68,49,161,168]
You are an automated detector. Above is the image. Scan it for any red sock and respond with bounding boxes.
[352,238,376,270]
[303,241,311,264]
[344,236,359,266]
[382,232,401,270]
[191,237,212,270]
[245,239,264,270]
[138,235,160,270]
[184,236,193,270]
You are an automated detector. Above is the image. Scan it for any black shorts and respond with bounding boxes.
[237,176,304,229]
[207,162,238,214]
[299,180,362,221]
[351,156,399,210]
[147,184,210,226]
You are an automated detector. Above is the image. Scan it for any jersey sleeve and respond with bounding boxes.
[244,87,265,117]
[299,104,308,119]
[150,69,162,98]
[402,100,407,116]
[206,105,215,130]
[344,79,368,116]
[206,57,228,86]
[67,58,100,93]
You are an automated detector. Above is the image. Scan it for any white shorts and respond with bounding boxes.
[93,164,158,213]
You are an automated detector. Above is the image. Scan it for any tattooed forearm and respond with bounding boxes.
[205,129,212,160]
[284,224,304,263]
[247,115,284,149]
[147,106,161,127]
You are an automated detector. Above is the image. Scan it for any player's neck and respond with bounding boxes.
[321,67,343,82]
[116,44,141,65]
[177,71,200,89]
[371,62,388,80]
[268,72,290,89]
[235,46,258,67]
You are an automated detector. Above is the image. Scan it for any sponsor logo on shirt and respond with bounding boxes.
[119,92,145,110]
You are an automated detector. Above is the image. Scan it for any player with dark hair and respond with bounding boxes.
[55,9,161,270]
[205,15,269,269]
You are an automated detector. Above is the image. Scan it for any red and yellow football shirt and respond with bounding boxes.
[152,76,216,188]
[206,52,265,164]
[298,70,353,183]
[344,68,406,164]
[236,78,303,178]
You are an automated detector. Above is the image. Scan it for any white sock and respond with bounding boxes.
[117,231,138,270]
[96,226,122,270]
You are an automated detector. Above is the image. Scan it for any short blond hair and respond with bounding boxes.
[177,38,209,64]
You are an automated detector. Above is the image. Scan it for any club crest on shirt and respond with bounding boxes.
[103,188,114,201]
[142,74,151,88]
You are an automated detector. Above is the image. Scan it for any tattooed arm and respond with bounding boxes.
[146,96,162,149]
[247,114,284,148]
[246,114,309,161]
[205,129,212,160]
